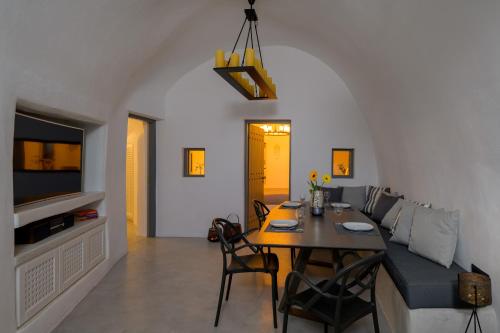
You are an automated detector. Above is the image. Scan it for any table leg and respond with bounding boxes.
[279,248,312,312]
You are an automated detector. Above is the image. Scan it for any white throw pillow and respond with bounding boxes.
[381,199,432,232]
[389,205,416,245]
[381,198,405,230]
[408,207,460,268]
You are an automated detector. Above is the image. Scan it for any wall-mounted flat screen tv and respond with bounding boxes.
[13,112,84,206]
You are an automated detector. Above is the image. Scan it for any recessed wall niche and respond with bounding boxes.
[331,148,354,178]
[183,148,205,177]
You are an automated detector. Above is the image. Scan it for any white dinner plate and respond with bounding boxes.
[281,201,302,208]
[270,219,299,228]
[331,202,351,208]
[342,222,374,231]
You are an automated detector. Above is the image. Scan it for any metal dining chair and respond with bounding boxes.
[212,218,280,328]
[282,251,384,333]
[253,199,297,269]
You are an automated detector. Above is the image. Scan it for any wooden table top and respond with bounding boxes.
[247,206,387,251]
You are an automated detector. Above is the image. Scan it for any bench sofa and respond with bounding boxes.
[328,184,498,332]
[375,227,497,332]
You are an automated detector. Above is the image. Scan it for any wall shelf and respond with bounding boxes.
[14,192,105,229]
[15,217,107,266]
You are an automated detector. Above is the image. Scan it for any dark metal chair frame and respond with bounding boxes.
[252,199,271,229]
[212,218,280,328]
[282,251,384,333]
[253,199,297,268]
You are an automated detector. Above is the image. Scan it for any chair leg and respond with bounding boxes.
[282,305,289,333]
[225,274,233,301]
[372,306,380,333]
[290,248,295,269]
[324,323,328,333]
[214,272,226,327]
[272,273,279,300]
[271,273,278,328]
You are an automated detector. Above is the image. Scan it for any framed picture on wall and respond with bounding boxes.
[183,148,205,177]
[331,148,354,178]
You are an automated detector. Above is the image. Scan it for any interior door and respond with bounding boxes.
[247,124,265,230]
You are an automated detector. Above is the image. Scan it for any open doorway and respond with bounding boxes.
[245,120,291,230]
[126,115,156,242]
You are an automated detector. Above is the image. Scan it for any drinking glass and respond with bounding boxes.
[334,206,343,215]
[323,190,330,206]
[296,207,304,221]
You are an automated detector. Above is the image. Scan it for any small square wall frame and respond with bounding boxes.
[332,148,354,178]
[183,148,205,177]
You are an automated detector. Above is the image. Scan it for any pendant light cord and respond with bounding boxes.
[227,0,264,68]
[227,17,248,67]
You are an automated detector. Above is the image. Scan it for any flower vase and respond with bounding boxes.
[310,190,324,216]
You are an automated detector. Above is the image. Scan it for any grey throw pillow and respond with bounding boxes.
[363,186,390,215]
[381,198,405,230]
[319,186,343,203]
[381,199,432,232]
[341,186,366,210]
[389,205,416,245]
[371,193,404,224]
[408,207,460,268]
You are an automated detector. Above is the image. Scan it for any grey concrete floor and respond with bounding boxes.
[53,228,389,333]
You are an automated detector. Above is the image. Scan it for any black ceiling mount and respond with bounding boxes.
[245,9,258,22]
[226,0,263,67]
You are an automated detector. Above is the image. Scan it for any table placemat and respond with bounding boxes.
[265,221,304,233]
[334,223,380,236]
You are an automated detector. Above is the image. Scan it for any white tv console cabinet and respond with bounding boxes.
[14,193,107,329]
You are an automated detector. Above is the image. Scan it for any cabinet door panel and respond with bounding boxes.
[16,248,60,327]
[87,225,106,270]
[60,235,86,292]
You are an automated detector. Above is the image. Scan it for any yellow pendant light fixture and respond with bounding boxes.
[259,124,290,136]
[213,0,277,100]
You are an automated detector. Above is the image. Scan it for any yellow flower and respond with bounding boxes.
[322,174,331,184]
[309,170,318,182]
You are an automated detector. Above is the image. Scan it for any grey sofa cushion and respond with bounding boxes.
[389,205,416,245]
[408,207,460,268]
[341,186,366,210]
[371,193,404,224]
[319,186,343,203]
[380,229,466,309]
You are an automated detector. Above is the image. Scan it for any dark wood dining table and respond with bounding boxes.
[246,204,386,311]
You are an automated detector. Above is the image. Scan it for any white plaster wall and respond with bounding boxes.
[353,1,500,322]
[144,46,379,237]
[0,2,18,331]
[0,61,18,333]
